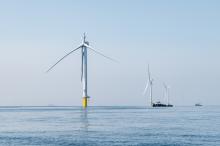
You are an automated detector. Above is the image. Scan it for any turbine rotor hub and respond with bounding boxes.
[85,41,89,46]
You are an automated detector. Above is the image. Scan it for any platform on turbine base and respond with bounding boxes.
[82,97,89,108]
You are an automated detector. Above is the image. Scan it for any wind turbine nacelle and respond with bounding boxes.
[85,41,89,46]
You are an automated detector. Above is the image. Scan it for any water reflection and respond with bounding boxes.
[80,108,89,143]
[81,109,89,130]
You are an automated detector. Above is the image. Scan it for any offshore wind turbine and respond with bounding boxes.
[46,34,116,108]
[163,83,170,105]
[143,65,154,107]
[163,83,173,107]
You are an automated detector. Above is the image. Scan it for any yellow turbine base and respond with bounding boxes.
[82,97,88,108]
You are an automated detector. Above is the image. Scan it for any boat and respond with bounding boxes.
[167,104,173,107]
[152,101,173,107]
[152,101,166,107]
[195,103,202,106]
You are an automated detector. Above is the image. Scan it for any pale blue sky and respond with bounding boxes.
[0,0,220,106]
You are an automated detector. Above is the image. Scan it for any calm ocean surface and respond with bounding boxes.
[0,106,219,146]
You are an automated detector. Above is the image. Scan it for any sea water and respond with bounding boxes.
[0,106,219,146]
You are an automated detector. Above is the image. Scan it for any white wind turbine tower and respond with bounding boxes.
[46,33,116,108]
[163,83,169,105]
[143,65,154,107]
[163,83,172,107]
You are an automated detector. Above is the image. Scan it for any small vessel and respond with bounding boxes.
[195,103,202,106]
[152,101,167,107]
[152,101,173,107]
[167,104,173,107]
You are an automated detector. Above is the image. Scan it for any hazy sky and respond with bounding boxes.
[0,0,219,106]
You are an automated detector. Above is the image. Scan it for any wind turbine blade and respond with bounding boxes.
[46,45,82,73]
[163,83,166,98]
[143,81,149,95]
[148,64,151,81]
[85,45,118,63]
[163,82,167,89]
[81,48,84,82]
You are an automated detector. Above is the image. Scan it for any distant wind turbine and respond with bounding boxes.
[46,33,117,108]
[163,83,170,106]
[143,64,154,107]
